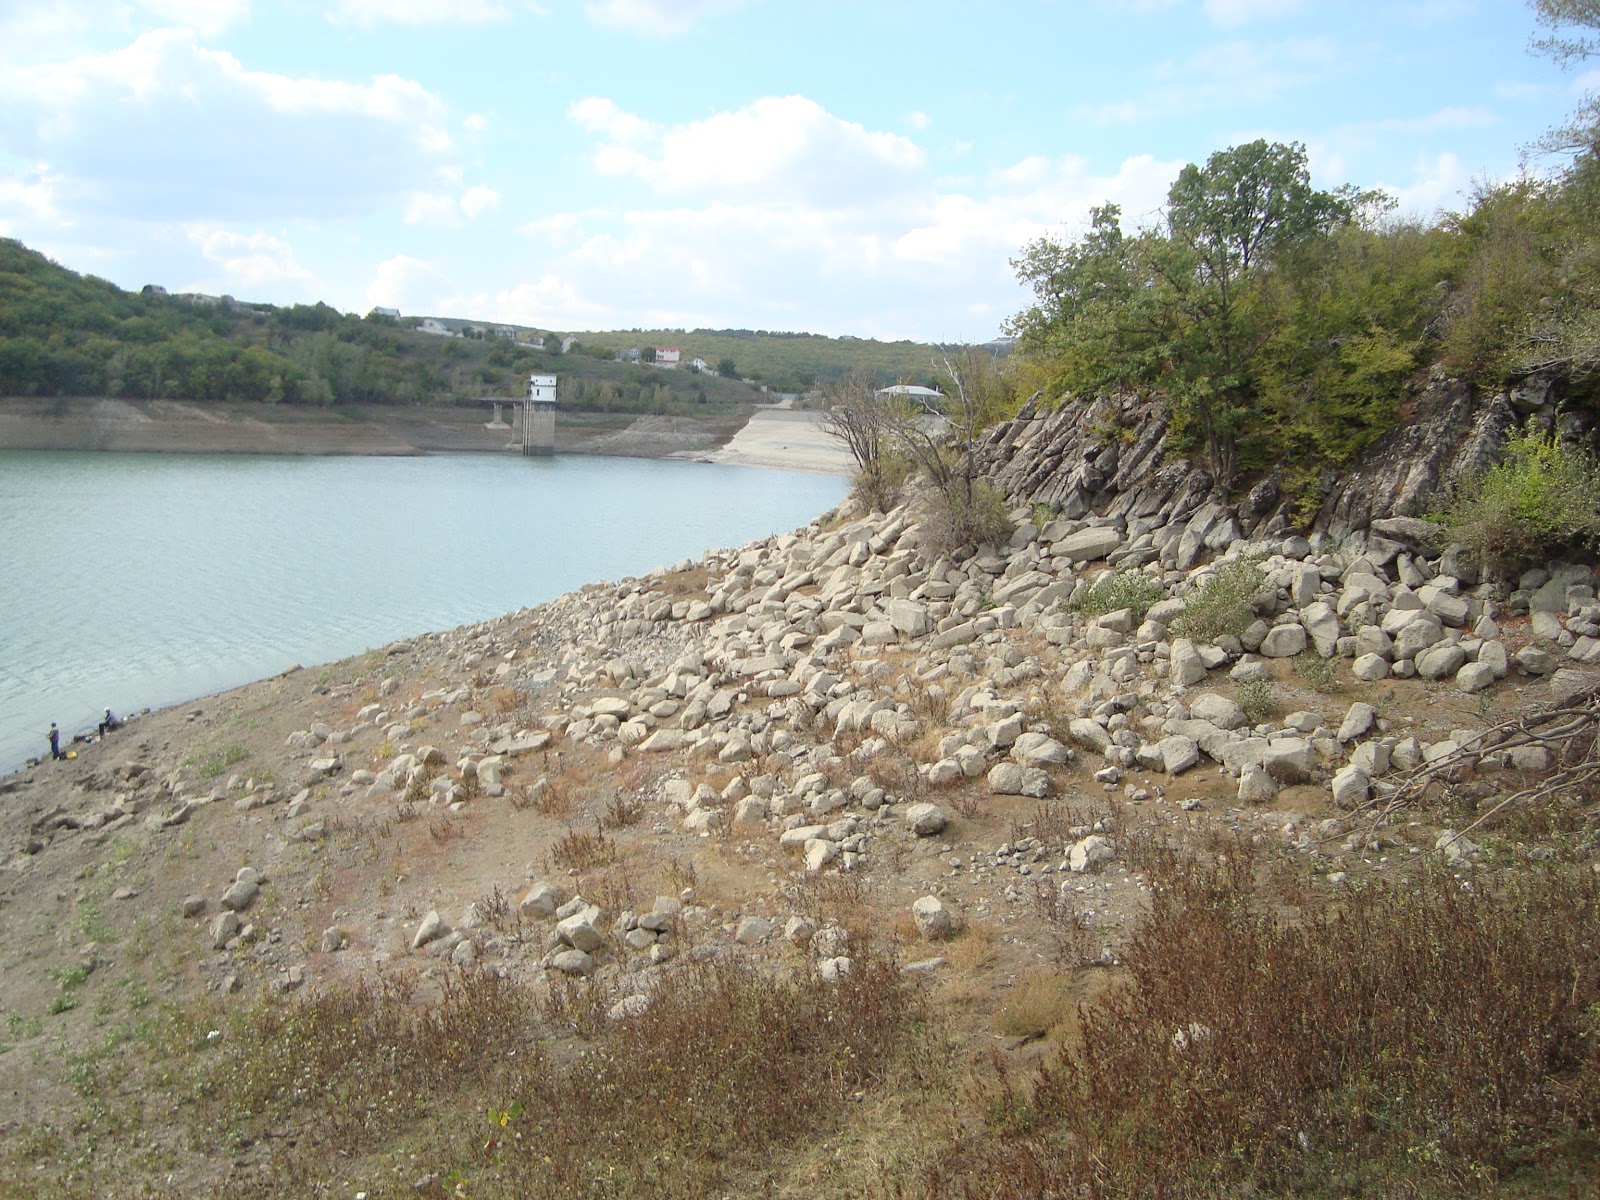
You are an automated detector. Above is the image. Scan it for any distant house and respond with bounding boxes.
[654,347,682,368]
[141,284,168,298]
[416,318,454,337]
[368,306,401,319]
[560,335,579,354]
[493,326,517,339]
[876,384,945,411]
[690,357,713,374]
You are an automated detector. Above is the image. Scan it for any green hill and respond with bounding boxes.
[0,239,957,416]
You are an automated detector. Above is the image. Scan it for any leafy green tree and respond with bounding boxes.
[1153,140,1352,486]
[1011,141,1357,492]
[717,356,737,378]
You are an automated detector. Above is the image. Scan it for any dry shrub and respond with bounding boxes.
[490,952,915,1198]
[602,789,645,829]
[550,822,616,871]
[996,970,1076,1040]
[485,686,521,714]
[945,920,999,972]
[584,864,638,918]
[1008,795,1118,850]
[203,969,536,1160]
[191,948,921,1200]
[930,854,1600,1198]
[947,785,984,819]
[1028,880,1096,967]
[790,870,874,930]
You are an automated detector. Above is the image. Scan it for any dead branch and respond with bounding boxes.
[1342,683,1600,840]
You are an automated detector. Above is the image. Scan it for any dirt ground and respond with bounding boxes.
[0,571,1561,1194]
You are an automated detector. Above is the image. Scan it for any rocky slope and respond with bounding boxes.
[1,461,1596,1192]
[971,370,1573,542]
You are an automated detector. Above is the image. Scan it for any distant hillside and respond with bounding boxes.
[0,239,959,414]
[569,328,960,393]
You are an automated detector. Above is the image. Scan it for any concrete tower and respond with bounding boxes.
[522,373,557,455]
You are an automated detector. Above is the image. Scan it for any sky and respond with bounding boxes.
[0,0,1594,344]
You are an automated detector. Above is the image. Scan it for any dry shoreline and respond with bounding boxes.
[0,396,854,474]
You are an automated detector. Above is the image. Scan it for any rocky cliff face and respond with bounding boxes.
[971,371,1564,547]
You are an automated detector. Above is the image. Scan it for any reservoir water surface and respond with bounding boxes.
[0,450,847,774]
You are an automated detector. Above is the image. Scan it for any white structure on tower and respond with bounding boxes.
[522,373,557,455]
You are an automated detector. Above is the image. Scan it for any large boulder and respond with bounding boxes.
[987,763,1052,797]
[911,895,956,941]
[1055,526,1124,564]
[1169,637,1208,686]
[1012,732,1071,768]
[1263,737,1317,784]
[1259,624,1308,658]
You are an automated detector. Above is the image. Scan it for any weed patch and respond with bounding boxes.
[1171,555,1265,642]
[932,854,1600,1198]
[1064,568,1163,622]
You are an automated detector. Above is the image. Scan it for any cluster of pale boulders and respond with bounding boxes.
[228,491,1591,988]
[479,497,1587,848]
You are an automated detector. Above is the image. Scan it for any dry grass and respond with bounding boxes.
[944,919,999,972]
[549,822,617,871]
[995,969,1076,1040]
[177,950,919,1199]
[485,685,521,714]
[930,846,1600,1198]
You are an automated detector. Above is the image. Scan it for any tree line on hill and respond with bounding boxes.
[0,240,952,412]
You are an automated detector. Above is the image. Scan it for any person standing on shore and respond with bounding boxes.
[48,723,61,760]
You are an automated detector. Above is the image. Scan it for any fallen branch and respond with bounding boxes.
[1340,683,1600,841]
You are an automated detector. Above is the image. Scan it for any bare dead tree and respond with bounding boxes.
[814,371,902,510]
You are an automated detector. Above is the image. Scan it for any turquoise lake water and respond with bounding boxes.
[0,451,847,774]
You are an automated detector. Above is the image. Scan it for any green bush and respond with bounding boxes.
[920,479,1014,555]
[1236,676,1276,724]
[1065,568,1164,622]
[849,448,912,513]
[1171,556,1265,642]
[1294,651,1340,693]
[1438,427,1600,579]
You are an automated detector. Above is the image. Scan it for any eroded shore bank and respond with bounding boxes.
[0,396,853,473]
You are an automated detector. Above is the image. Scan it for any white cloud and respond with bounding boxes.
[573,94,927,205]
[405,192,462,226]
[185,225,314,289]
[460,186,501,219]
[326,0,540,26]
[0,29,454,222]
[1079,36,1337,124]
[1383,151,1471,220]
[1201,0,1302,26]
[568,96,654,142]
[140,0,250,35]
[583,0,746,37]
[0,171,63,234]
[468,274,608,326]
[365,254,451,311]
[510,121,1180,339]
[404,186,503,226]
